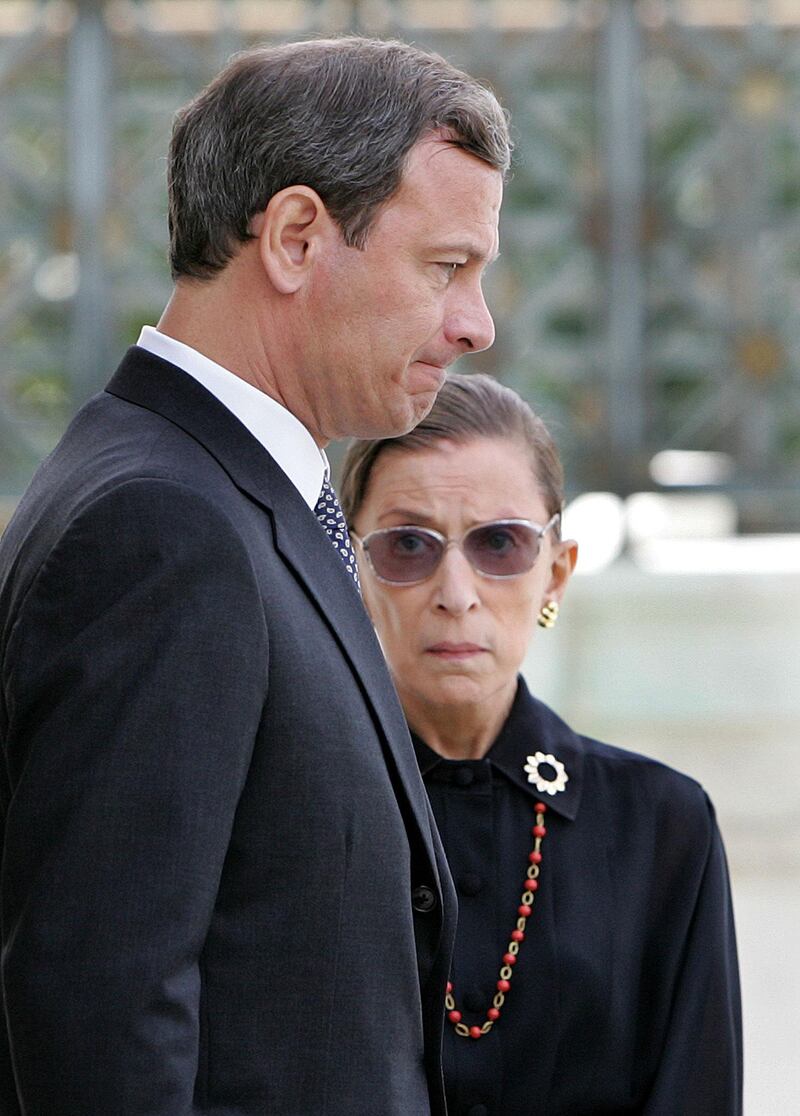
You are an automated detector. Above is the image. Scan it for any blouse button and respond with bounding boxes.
[463,990,485,1013]
[457,873,483,897]
[454,767,475,786]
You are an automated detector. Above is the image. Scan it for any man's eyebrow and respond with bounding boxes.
[432,243,501,265]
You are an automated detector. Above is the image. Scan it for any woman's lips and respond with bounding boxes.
[426,642,486,659]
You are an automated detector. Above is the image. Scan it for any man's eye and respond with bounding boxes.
[438,262,459,281]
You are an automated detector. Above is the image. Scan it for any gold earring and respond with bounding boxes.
[537,600,559,629]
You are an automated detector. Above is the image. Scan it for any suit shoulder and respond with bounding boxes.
[2,476,260,644]
[69,474,245,536]
[73,392,235,488]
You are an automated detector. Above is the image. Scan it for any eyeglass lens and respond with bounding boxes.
[365,521,543,583]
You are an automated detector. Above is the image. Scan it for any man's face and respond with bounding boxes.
[300,135,503,442]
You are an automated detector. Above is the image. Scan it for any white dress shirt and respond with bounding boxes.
[136,326,328,510]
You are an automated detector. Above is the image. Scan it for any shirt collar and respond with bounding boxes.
[136,326,327,509]
[411,676,584,821]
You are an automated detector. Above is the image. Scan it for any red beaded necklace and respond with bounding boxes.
[444,801,548,1040]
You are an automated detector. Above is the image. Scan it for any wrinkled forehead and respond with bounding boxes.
[358,438,548,528]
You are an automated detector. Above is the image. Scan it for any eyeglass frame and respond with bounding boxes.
[351,513,561,586]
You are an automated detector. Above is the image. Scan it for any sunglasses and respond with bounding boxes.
[353,515,560,585]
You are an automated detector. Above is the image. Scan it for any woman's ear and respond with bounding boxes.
[545,538,578,605]
[254,186,333,294]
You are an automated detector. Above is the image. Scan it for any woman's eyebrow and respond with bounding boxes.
[376,508,437,525]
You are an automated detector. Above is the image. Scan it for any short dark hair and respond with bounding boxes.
[168,36,512,279]
[340,373,564,531]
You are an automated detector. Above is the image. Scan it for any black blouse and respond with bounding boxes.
[413,678,742,1116]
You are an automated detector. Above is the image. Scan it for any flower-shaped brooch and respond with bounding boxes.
[523,751,568,796]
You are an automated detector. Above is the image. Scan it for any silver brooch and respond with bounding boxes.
[523,751,568,796]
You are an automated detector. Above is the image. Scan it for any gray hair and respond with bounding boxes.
[340,373,564,534]
[168,36,512,279]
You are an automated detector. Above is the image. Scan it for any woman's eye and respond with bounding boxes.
[483,529,515,553]
[394,532,426,555]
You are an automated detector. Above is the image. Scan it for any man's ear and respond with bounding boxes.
[254,186,333,294]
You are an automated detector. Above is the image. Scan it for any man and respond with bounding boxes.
[0,37,509,1114]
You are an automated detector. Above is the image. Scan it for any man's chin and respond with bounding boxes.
[353,387,440,439]
[408,386,440,426]
[388,389,439,436]
[395,363,447,431]
[408,360,448,395]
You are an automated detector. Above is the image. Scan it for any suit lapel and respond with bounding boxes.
[106,347,437,860]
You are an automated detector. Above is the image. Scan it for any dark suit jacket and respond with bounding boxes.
[0,346,457,1115]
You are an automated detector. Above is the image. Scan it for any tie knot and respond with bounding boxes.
[314,479,360,590]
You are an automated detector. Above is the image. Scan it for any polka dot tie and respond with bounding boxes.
[314,478,360,590]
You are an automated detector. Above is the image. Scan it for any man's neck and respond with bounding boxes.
[158,262,329,449]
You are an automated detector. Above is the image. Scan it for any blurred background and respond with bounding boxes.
[1,0,798,1109]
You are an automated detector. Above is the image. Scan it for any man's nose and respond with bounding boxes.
[445,281,495,355]
[433,545,481,615]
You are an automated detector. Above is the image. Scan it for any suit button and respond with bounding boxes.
[411,884,437,913]
[467,1106,489,1116]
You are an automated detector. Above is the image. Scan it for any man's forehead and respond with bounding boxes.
[392,136,503,220]
[403,132,502,182]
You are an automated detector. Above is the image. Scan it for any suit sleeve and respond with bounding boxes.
[643,794,743,1116]
[1,478,268,1113]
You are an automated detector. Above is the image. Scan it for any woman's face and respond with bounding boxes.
[353,436,577,716]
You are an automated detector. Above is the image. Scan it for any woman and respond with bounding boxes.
[340,373,742,1116]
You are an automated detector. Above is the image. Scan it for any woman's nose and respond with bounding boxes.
[433,545,481,615]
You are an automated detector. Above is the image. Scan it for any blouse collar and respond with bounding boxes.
[411,676,585,821]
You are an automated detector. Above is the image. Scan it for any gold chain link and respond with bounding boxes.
[445,804,549,1040]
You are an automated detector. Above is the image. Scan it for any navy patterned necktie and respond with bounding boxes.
[314,478,360,589]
